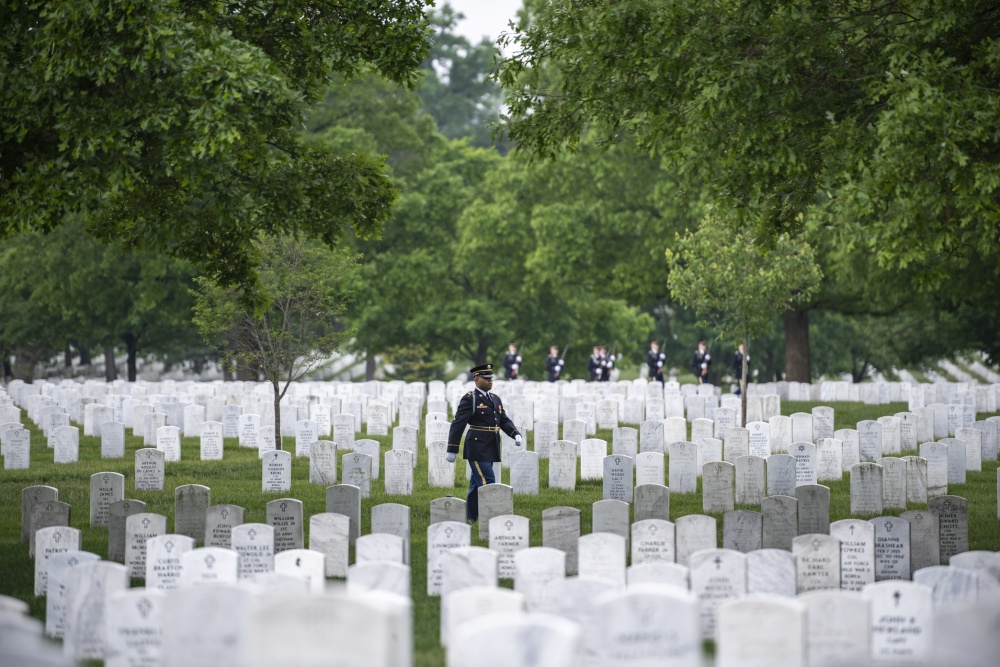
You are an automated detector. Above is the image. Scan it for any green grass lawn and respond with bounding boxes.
[1,399,998,666]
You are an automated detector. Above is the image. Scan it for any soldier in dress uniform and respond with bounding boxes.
[545,346,564,382]
[600,345,615,382]
[647,341,666,384]
[502,343,521,380]
[692,340,711,384]
[446,364,522,522]
[587,346,603,381]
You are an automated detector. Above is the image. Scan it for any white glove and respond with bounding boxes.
[558,359,564,367]
[446,453,456,463]
[705,354,711,361]
[511,363,519,371]
[515,355,522,363]
[514,434,523,448]
[701,363,707,369]
[659,353,666,360]
[657,361,663,368]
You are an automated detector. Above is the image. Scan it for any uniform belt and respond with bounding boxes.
[468,426,500,432]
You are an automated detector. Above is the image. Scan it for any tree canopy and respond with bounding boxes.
[1,0,432,292]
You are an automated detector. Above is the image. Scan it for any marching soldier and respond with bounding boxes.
[587,346,602,381]
[601,345,615,382]
[501,343,521,380]
[692,340,711,384]
[647,341,666,384]
[446,364,522,522]
[545,346,564,382]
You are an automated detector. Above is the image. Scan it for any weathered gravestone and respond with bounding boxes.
[690,548,747,639]
[204,504,244,548]
[929,495,968,563]
[174,484,210,544]
[746,548,796,597]
[761,495,798,551]
[603,454,634,503]
[478,484,514,540]
[863,581,933,663]
[200,421,224,461]
[871,515,911,581]
[105,588,166,667]
[717,597,806,667]
[901,510,940,575]
[850,462,884,515]
[919,441,949,497]
[342,451,372,497]
[430,496,467,524]
[178,547,239,587]
[265,498,304,553]
[796,484,831,535]
[799,590,870,667]
[231,523,275,580]
[33,526,81,596]
[427,521,472,596]
[830,519,875,591]
[735,455,766,505]
[793,534,841,593]
[90,472,125,527]
[309,513,350,578]
[542,506,581,575]
[384,448,414,495]
[634,483,670,522]
[722,510,763,554]
[124,512,167,578]
[63,560,130,661]
[578,532,626,587]
[703,461,735,513]
[668,441,698,493]
[107,499,144,562]
[146,535,194,591]
[309,440,338,485]
[490,515,530,579]
[135,448,165,491]
[262,449,292,493]
[675,514,717,567]
[45,550,100,638]
[101,421,126,459]
[767,454,796,497]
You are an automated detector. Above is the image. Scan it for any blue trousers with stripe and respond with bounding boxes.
[466,460,496,522]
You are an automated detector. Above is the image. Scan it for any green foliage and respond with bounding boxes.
[667,220,822,344]
[383,345,450,382]
[496,0,1000,367]
[418,5,506,149]
[194,236,358,445]
[1,0,432,292]
[0,219,201,379]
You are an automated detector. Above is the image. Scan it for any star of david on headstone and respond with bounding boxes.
[142,517,151,529]
[798,445,805,451]
[68,556,78,566]
[137,598,152,619]
[205,555,215,569]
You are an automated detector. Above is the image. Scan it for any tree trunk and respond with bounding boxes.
[64,344,73,368]
[104,347,117,382]
[474,338,488,366]
[236,361,256,381]
[741,335,749,427]
[78,344,91,366]
[784,308,811,382]
[365,354,376,381]
[124,334,138,382]
[223,360,234,382]
[273,384,283,451]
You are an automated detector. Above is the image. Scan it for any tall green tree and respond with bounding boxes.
[667,219,822,423]
[496,0,1000,364]
[194,236,358,450]
[1,0,431,292]
[0,221,201,381]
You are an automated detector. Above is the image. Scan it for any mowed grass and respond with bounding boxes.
[1,399,999,666]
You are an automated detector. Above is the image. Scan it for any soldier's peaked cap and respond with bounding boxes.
[471,364,494,378]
